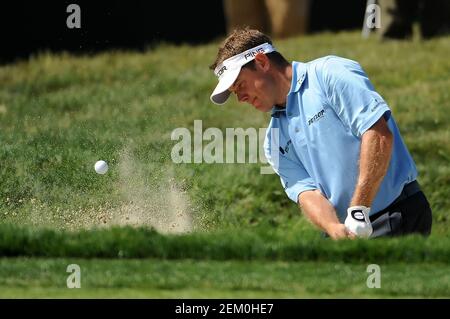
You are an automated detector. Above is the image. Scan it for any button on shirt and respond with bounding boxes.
[264,56,418,221]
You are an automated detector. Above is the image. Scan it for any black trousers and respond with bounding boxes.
[370,181,432,238]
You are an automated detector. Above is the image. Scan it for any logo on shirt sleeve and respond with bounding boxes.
[370,98,383,112]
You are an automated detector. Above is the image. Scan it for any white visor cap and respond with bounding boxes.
[210,42,276,105]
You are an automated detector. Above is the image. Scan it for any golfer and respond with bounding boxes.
[209,28,432,239]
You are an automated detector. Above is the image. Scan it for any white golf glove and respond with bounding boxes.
[344,206,373,238]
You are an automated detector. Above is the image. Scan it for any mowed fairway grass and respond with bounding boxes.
[0,31,449,298]
[1,258,449,298]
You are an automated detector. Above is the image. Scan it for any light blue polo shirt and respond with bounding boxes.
[264,55,418,221]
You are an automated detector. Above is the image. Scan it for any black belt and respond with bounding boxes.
[390,180,421,207]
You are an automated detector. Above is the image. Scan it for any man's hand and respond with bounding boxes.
[344,206,373,238]
[326,223,356,240]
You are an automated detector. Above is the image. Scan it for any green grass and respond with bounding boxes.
[0,31,449,297]
[1,258,448,298]
[1,224,449,263]
[0,31,449,233]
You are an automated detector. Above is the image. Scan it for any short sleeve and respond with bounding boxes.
[264,128,317,203]
[321,57,391,138]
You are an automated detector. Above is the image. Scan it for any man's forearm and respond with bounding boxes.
[299,190,342,233]
[351,118,393,207]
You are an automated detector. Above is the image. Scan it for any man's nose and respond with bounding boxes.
[236,91,247,103]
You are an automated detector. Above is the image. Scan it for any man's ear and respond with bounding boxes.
[254,53,270,72]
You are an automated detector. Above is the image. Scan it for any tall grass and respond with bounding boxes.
[0,223,449,262]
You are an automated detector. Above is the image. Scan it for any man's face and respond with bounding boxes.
[229,64,277,112]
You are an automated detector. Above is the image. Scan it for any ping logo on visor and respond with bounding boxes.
[210,43,276,105]
[213,43,276,78]
[244,47,265,60]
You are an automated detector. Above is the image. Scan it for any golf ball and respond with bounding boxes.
[94,160,108,174]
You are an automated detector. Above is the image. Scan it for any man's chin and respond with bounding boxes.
[258,105,274,113]
[253,105,268,112]
[252,102,272,112]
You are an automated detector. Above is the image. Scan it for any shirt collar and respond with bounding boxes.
[271,61,307,118]
[289,61,307,94]
[271,105,285,118]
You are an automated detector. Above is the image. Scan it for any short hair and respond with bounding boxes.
[209,27,289,71]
